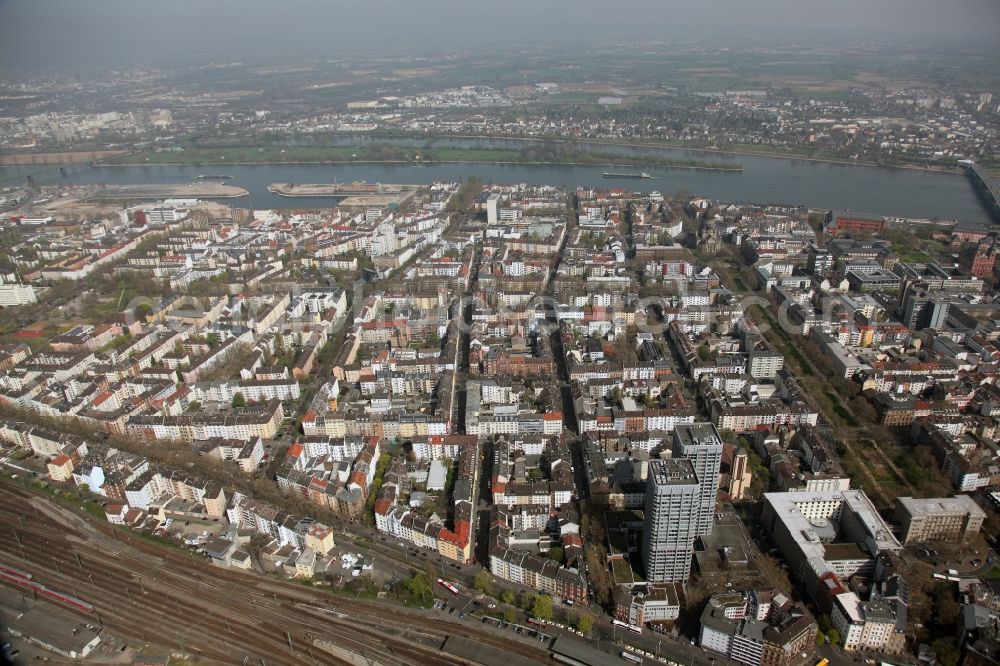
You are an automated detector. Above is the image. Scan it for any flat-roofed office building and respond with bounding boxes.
[895,495,986,544]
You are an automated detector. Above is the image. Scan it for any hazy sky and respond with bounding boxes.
[1,0,998,72]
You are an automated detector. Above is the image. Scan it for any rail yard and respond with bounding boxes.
[0,481,552,665]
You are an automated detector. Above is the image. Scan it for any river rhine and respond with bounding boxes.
[0,140,992,224]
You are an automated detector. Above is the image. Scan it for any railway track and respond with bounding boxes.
[0,482,552,664]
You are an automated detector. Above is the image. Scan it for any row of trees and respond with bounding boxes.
[445,177,483,213]
[472,571,593,633]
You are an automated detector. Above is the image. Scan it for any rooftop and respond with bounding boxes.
[648,458,697,486]
[7,605,101,658]
[764,489,901,581]
[674,422,723,449]
[830,210,886,222]
[823,542,870,561]
[898,495,986,519]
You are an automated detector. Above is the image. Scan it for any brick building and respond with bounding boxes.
[825,210,886,236]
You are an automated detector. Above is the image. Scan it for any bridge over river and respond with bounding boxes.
[963,161,1000,223]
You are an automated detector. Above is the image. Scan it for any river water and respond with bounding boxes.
[0,137,991,223]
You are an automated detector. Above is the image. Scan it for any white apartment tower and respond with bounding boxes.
[642,458,701,583]
[673,422,724,536]
[486,193,501,226]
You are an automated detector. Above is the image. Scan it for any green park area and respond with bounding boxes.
[117,141,740,171]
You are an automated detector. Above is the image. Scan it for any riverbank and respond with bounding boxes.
[83,183,248,199]
[109,134,976,175]
[0,150,127,166]
[105,142,741,172]
[267,183,417,207]
[5,134,997,176]
[2,150,990,224]
[422,133,971,175]
[102,158,744,172]
[418,159,743,172]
